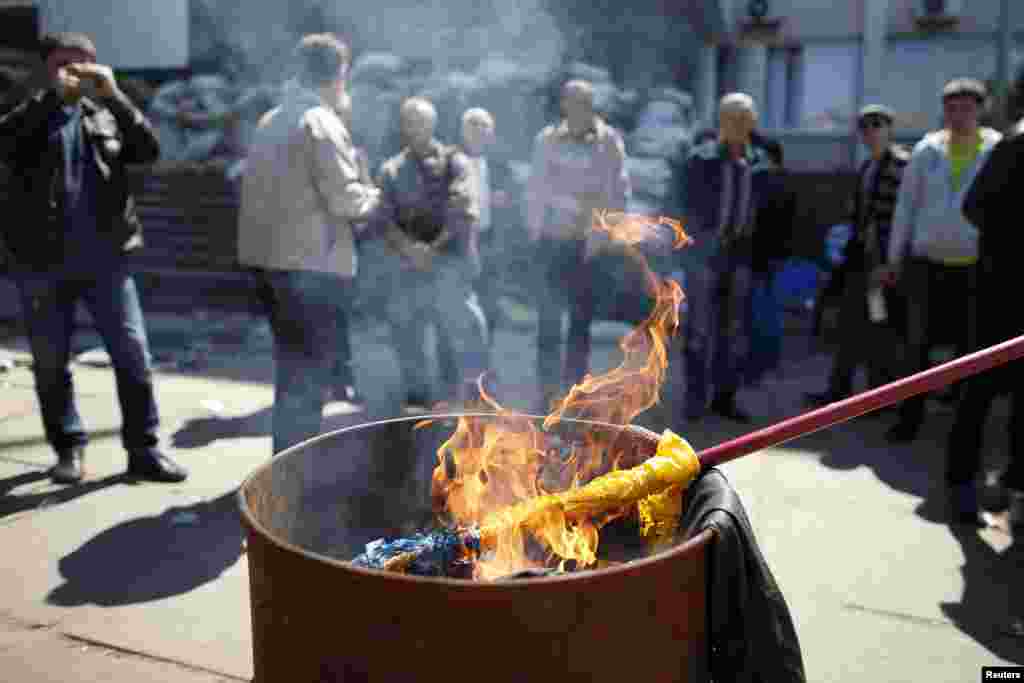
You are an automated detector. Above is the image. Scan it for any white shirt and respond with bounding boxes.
[466,154,491,232]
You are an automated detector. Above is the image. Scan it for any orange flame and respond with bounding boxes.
[430,209,691,579]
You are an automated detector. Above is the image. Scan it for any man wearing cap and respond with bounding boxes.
[806,105,910,407]
[943,85,1024,524]
[879,78,1002,444]
[0,31,187,483]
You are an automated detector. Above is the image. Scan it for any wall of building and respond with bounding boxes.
[37,0,188,70]
[698,0,1024,169]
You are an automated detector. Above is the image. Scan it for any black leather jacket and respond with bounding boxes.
[0,88,159,270]
[679,469,807,683]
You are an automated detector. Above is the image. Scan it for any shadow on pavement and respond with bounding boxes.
[814,415,935,500]
[46,488,244,607]
[170,404,373,450]
[935,520,1024,664]
[0,470,48,495]
[0,428,122,456]
[171,406,273,449]
[0,473,131,520]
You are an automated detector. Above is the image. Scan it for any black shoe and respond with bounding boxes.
[51,446,85,485]
[335,385,365,406]
[127,449,188,483]
[885,421,920,444]
[404,391,431,410]
[710,395,752,424]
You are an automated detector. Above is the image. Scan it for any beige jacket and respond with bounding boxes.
[238,82,379,277]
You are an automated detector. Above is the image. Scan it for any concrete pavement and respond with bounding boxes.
[1,303,1023,682]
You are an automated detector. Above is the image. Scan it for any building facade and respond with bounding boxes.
[4,0,188,70]
[684,0,1024,169]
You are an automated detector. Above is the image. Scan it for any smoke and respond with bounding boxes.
[330,0,564,72]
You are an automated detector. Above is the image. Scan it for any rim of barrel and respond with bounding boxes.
[237,412,714,587]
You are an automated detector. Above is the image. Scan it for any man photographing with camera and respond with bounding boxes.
[0,31,187,484]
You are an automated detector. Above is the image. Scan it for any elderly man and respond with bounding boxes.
[679,93,773,423]
[438,107,512,394]
[805,104,910,407]
[0,31,186,483]
[526,79,631,410]
[881,78,1002,444]
[459,107,514,339]
[374,96,488,407]
[238,33,380,454]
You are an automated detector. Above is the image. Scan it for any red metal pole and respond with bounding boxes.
[696,334,1024,469]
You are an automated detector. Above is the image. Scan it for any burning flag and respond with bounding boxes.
[354,209,698,579]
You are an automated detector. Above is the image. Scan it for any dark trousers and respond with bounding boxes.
[827,267,904,396]
[15,268,160,454]
[684,251,753,414]
[896,258,978,429]
[536,237,595,402]
[251,268,348,455]
[946,362,1024,489]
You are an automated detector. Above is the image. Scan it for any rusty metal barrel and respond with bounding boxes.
[238,414,713,682]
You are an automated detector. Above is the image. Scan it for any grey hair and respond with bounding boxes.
[400,96,437,121]
[719,92,758,119]
[561,79,594,103]
[462,107,495,128]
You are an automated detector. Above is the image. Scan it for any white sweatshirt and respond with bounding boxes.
[887,127,1002,267]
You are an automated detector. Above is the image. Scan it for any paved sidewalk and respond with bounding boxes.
[1,306,1023,681]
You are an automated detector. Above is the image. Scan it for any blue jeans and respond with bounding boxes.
[15,268,160,453]
[683,251,753,415]
[251,269,348,454]
[385,255,488,402]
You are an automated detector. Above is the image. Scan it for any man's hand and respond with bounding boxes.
[871,264,900,288]
[65,63,119,100]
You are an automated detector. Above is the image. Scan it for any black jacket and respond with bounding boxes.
[842,144,910,273]
[962,118,1024,346]
[679,469,806,683]
[750,166,796,275]
[0,88,159,270]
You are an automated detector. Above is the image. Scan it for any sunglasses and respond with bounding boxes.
[859,118,889,130]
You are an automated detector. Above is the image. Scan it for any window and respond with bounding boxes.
[796,43,860,130]
[882,40,994,130]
